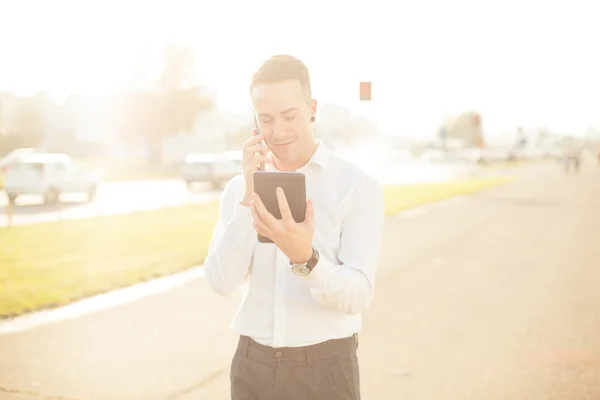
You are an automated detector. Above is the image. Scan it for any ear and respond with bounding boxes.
[310,99,317,122]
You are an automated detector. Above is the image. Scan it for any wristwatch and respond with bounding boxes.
[290,248,320,276]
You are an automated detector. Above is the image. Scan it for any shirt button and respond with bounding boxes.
[275,351,282,358]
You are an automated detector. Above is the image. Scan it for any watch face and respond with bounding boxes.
[291,264,310,276]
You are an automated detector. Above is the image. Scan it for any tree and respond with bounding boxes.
[119,45,214,163]
[11,95,48,147]
[440,111,483,147]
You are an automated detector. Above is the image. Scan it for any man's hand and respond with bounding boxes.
[240,130,270,207]
[251,187,314,264]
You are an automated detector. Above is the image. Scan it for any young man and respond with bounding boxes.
[204,55,385,400]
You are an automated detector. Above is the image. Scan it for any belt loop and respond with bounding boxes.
[305,346,313,365]
[240,335,250,356]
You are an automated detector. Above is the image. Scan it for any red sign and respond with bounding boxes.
[359,82,372,101]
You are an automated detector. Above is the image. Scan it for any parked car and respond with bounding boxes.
[181,151,242,189]
[3,153,101,204]
[0,148,45,172]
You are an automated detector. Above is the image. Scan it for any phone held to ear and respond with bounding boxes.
[253,117,266,172]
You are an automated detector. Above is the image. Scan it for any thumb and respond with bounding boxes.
[304,199,315,227]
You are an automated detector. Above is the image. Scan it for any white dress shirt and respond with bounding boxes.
[203,141,385,348]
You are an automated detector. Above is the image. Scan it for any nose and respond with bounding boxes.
[272,119,285,139]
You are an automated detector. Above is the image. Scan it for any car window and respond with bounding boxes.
[12,162,44,173]
[53,161,77,172]
[52,162,67,172]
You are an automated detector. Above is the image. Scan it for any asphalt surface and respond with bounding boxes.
[0,161,476,227]
[0,180,220,227]
[1,162,598,399]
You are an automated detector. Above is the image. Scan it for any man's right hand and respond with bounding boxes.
[240,129,270,207]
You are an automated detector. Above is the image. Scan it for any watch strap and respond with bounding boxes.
[290,248,319,271]
[306,248,319,271]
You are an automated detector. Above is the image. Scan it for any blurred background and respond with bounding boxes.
[1,0,600,217]
[1,1,600,399]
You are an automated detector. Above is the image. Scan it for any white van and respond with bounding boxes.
[3,153,101,204]
[181,151,242,189]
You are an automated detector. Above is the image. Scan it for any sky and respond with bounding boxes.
[1,0,599,137]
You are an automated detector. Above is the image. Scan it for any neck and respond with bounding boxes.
[274,139,319,172]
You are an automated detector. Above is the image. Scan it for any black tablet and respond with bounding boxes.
[252,171,306,243]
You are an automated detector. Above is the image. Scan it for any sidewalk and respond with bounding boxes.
[1,163,599,399]
[359,165,600,399]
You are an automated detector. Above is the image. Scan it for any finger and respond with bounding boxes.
[243,144,270,164]
[251,202,272,236]
[244,144,270,159]
[242,133,265,151]
[304,199,315,229]
[252,193,279,227]
[253,221,270,238]
[250,199,261,220]
[276,187,294,224]
[245,154,270,173]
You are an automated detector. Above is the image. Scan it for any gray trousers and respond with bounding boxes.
[230,334,361,400]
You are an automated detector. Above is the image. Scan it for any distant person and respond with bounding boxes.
[563,138,581,174]
[204,55,385,400]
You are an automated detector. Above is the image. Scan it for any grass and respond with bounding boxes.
[0,203,219,318]
[382,176,512,215]
[0,176,512,318]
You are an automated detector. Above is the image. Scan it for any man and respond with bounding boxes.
[204,54,385,400]
[562,136,582,175]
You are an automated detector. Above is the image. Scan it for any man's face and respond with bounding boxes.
[251,79,317,167]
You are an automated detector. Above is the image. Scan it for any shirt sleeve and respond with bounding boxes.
[306,174,385,314]
[203,175,257,296]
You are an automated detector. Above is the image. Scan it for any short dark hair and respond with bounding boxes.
[250,54,312,98]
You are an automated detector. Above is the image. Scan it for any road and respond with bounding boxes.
[0,163,598,399]
[0,179,220,227]
[0,160,478,227]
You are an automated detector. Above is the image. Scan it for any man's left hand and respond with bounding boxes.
[251,187,314,264]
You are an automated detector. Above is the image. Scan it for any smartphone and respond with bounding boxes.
[253,116,266,172]
[253,171,306,243]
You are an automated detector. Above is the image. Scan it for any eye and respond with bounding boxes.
[284,115,296,121]
[262,118,274,124]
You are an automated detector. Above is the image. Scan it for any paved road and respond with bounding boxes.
[0,161,477,227]
[0,179,220,227]
[2,163,597,399]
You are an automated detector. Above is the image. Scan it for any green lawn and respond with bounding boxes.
[0,176,512,318]
[382,176,511,215]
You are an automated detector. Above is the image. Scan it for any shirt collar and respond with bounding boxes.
[266,139,330,172]
[307,139,330,168]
